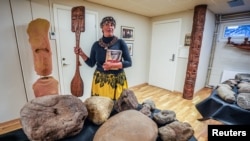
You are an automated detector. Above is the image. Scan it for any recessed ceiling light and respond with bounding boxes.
[227,0,245,7]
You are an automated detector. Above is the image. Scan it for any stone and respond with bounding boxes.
[222,79,238,87]
[237,93,250,110]
[217,84,236,103]
[20,95,88,141]
[159,121,194,141]
[142,99,156,110]
[235,73,250,81]
[84,96,114,125]
[114,89,139,112]
[153,110,176,125]
[237,82,250,93]
[93,110,158,141]
[139,104,152,117]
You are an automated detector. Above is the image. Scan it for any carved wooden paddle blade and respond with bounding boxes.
[71,6,85,32]
[71,72,84,97]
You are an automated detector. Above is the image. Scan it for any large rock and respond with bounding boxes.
[93,110,158,141]
[153,110,176,125]
[237,93,250,110]
[20,95,88,141]
[114,89,139,112]
[84,96,114,125]
[159,121,194,141]
[140,99,156,117]
[217,84,236,103]
[237,81,250,93]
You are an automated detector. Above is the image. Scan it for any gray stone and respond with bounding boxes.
[114,89,139,112]
[142,99,156,110]
[217,84,236,103]
[237,93,250,110]
[235,73,250,81]
[20,95,88,141]
[237,82,250,93]
[139,104,152,117]
[153,110,176,125]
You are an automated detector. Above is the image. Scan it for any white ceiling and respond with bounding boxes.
[84,0,250,17]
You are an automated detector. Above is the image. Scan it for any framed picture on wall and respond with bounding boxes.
[126,42,133,56]
[184,33,191,46]
[121,26,134,40]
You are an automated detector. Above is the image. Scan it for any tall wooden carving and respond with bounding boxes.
[183,5,207,100]
[70,6,85,97]
[27,18,59,97]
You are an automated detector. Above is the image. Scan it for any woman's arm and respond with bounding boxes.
[120,39,132,68]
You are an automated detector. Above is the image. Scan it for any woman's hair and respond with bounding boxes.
[100,16,116,28]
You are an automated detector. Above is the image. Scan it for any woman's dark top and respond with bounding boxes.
[85,36,132,74]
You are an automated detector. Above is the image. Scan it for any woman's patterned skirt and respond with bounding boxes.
[91,70,128,100]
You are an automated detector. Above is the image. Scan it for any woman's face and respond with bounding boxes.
[102,22,115,37]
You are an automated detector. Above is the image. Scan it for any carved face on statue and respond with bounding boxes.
[27,18,52,76]
[71,6,85,32]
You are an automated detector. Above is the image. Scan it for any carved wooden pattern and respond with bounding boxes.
[227,37,250,51]
[183,5,207,100]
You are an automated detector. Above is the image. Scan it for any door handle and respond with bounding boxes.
[62,57,69,66]
[63,63,69,66]
[169,54,175,61]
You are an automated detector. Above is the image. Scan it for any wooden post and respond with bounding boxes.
[183,5,207,100]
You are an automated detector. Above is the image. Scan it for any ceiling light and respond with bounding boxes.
[227,0,245,7]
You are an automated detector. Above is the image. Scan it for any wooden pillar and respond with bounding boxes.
[183,5,207,100]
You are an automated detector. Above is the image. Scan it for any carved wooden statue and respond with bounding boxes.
[27,18,52,76]
[27,18,59,97]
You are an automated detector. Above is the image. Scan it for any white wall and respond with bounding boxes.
[195,9,215,93]
[0,0,27,122]
[208,21,250,86]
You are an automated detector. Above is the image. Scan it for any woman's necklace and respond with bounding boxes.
[99,36,118,50]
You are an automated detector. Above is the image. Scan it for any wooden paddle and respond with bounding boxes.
[70,6,85,97]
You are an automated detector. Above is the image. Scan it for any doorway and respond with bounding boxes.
[149,19,181,91]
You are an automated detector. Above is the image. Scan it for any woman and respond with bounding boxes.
[74,16,132,100]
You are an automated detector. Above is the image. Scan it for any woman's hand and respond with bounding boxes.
[74,46,83,55]
[103,61,122,71]
[103,62,112,71]
[74,47,88,61]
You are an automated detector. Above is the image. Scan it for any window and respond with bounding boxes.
[224,24,250,38]
[221,23,250,40]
